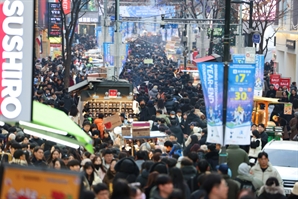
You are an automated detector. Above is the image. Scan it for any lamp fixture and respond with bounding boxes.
[24,129,79,149]
[19,121,67,135]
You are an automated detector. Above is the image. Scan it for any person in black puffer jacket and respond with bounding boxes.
[113,157,139,183]
[205,144,219,171]
[136,161,154,189]
[164,95,176,114]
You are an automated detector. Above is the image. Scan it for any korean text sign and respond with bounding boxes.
[225,64,256,145]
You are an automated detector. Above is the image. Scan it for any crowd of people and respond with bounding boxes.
[0,33,298,199]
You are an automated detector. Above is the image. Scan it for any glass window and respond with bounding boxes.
[264,149,298,167]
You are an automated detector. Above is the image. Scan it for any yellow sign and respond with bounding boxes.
[144,59,153,64]
[53,50,62,57]
[1,167,81,199]
[49,37,62,44]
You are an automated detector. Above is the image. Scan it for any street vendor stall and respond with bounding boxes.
[252,96,284,127]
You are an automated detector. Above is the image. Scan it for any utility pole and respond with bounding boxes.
[183,0,187,72]
[219,0,231,164]
[248,0,253,47]
[102,0,108,67]
[114,0,121,80]
[200,0,206,57]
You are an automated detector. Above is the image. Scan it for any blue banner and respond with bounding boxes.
[103,42,114,66]
[254,55,265,97]
[225,63,256,145]
[197,62,224,145]
[95,26,102,50]
[232,54,245,63]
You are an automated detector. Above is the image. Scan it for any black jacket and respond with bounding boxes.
[185,112,207,135]
[205,151,219,171]
[139,106,150,121]
[170,125,184,144]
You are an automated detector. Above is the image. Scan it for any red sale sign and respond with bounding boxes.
[109,89,118,98]
[270,74,281,90]
[279,78,291,89]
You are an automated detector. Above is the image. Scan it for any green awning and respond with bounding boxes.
[19,101,93,153]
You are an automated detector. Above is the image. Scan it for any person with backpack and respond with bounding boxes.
[235,163,263,193]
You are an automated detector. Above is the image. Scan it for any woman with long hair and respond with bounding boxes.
[111,179,131,199]
[155,99,167,115]
[169,167,190,199]
[144,171,159,199]
[53,158,67,170]
[103,159,118,189]
[82,162,102,191]
[92,155,106,180]
[47,149,61,167]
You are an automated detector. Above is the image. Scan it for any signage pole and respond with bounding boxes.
[103,0,108,67]
[114,0,121,80]
[248,0,253,47]
[219,0,231,164]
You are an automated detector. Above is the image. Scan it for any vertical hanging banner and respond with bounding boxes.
[197,63,224,145]
[225,64,256,145]
[0,0,34,122]
[254,55,265,97]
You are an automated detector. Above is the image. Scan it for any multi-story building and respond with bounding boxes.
[276,0,298,82]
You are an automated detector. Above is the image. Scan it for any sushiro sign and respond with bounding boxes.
[0,0,33,121]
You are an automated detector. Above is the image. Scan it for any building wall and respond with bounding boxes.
[275,0,298,83]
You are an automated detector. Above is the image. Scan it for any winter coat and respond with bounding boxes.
[149,186,165,199]
[258,185,287,199]
[83,173,102,191]
[94,118,105,139]
[170,125,184,144]
[154,105,167,115]
[113,157,139,183]
[139,106,151,121]
[259,131,268,149]
[185,112,207,135]
[181,165,197,182]
[205,151,219,171]
[164,98,176,114]
[223,174,240,199]
[136,169,150,188]
[289,117,298,140]
[147,101,156,117]
[157,114,171,126]
[235,163,263,192]
[149,88,158,99]
[227,145,249,179]
[249,138,262,158]
[251,162,283,186]
[102,169,116,186]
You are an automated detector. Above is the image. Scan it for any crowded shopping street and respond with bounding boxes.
[1,0,298,199]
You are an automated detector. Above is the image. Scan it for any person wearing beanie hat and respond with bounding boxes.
[235,163,263,193]
[289,182,298,199]
[149,162,169,174]
[217,163,240,199]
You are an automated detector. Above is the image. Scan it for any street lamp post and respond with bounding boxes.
[220,0,231,164]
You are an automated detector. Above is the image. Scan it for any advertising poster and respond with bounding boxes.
[284,103,293,115]
[0,166,82,199]
[225,64,256,145]
[232,54,245,63]
[254,55,265,97]
[103,42,114,66]
[197,63,224,145]
[280,77,291,89]
[48,3,62,37]
[270,74,281,90]
[245,47,256,63]
[0,0,34,122]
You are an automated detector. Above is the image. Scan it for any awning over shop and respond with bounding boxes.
[192,55,216,65]
[19,101,93,153]
[68,80,89,93]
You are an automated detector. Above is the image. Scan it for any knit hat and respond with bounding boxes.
[217,163,229,174]
[292,182,298,195]
[200,145,208,152]
[193,127,202,134]
[190,144,200,152]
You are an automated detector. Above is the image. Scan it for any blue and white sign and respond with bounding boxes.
[103,42,114,66]
[254,55,265,97]
[225,63,256,145]
[232,54,245,63]
[252,33,261,44]
[197,62,224,145]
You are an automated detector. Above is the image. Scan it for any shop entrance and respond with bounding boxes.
[79,25,96,36]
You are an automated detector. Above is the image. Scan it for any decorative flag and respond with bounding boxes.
[254,55,265,97]
[225,63,256,145]
[197,62,224,145]
[35,35,43,54]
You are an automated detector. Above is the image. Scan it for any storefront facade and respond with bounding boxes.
[275,0,298,83]
[78,12,99,36]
